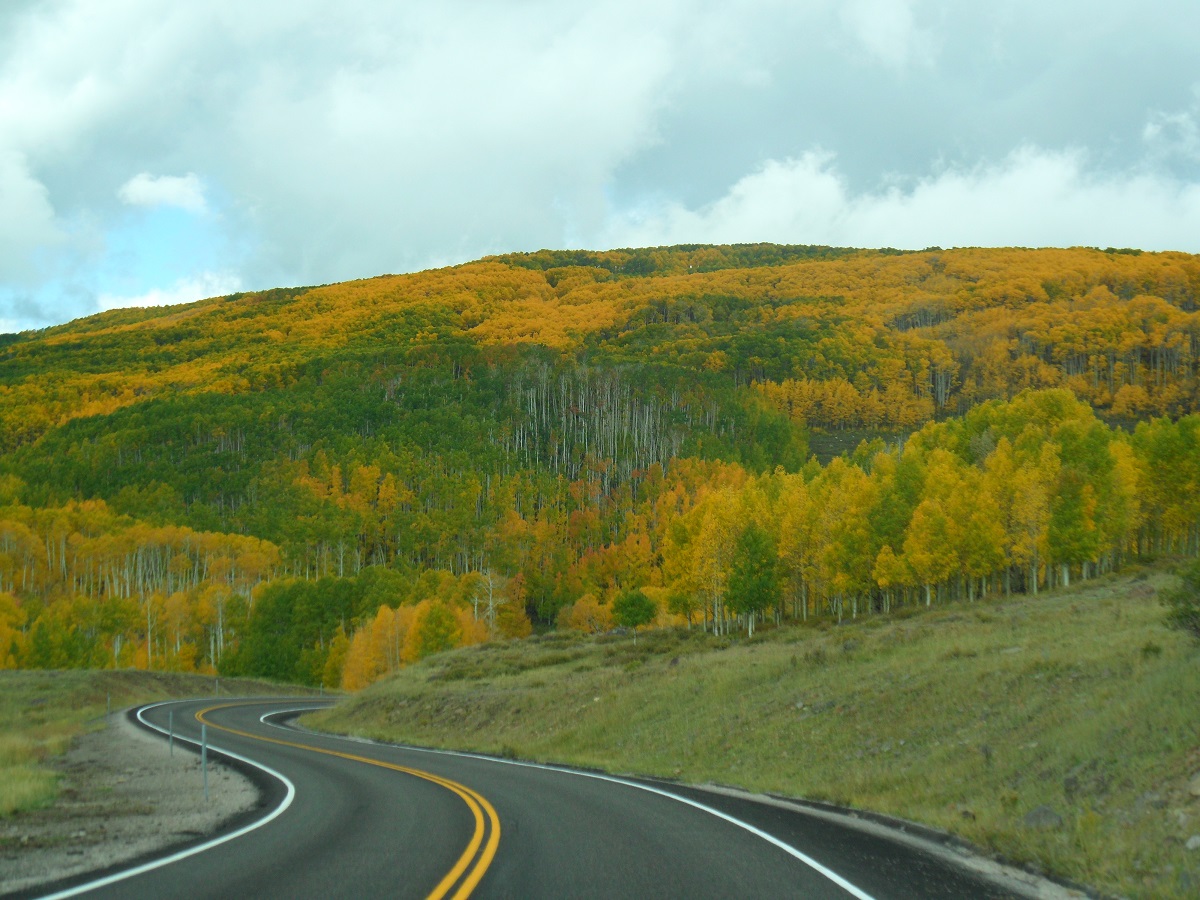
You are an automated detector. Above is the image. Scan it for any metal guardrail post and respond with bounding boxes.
[169,710,174,756]
[201,722,209,802]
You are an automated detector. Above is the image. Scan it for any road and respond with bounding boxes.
[28,698,1029,899]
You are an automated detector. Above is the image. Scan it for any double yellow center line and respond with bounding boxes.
[196,703,500,900]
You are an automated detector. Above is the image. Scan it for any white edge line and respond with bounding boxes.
[36,700,298,900]
[262,711,877,900]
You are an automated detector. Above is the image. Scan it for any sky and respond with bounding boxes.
[2,0,1200,333]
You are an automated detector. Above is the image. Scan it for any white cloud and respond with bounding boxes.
[0,149,62,280]
[1143,85,1200,163]
[839,0,934,68]
[117,172,207,213]
[0,1,697,291]
[1,1,1200,332]
[606,147,1200,252]
[96,272,242,313]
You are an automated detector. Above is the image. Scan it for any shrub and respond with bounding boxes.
[1163,561,1200,640]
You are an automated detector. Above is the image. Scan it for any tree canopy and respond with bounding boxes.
[1,244,1198,687]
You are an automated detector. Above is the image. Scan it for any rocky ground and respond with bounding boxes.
[0,712,258,896]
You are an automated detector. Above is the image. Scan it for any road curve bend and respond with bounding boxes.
[27,698,1032,899]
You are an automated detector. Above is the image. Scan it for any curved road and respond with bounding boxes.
[28,699,1028,899]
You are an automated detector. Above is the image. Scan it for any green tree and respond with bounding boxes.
[612,589,657,642]
[727,524,779,636]
[666,589,701,629]
[413,602,461,660]
[323,626,350,688]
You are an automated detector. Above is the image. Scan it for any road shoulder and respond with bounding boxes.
[686,782,1096,900]
[0,709,258,897]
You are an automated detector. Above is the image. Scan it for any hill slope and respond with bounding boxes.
[0,245,1197,686]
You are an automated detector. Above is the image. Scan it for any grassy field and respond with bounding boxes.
[309,566,1200,899]
[0,669,319,818]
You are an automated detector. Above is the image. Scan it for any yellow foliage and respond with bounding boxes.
[341,605,417,691]
[0,592,25,669]
[558,594,613,634]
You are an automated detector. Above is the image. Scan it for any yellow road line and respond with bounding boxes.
[195,703,500,900]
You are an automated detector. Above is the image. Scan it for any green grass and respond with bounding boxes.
[0,669,320,817]
[308,567,1200,899]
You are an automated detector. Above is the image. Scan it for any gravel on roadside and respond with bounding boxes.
[0,711,259,896]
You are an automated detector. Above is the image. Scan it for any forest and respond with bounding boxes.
[0,244,1198,688]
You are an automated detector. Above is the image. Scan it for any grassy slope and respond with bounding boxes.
[309,568,1200,899]
[0,670,320,817]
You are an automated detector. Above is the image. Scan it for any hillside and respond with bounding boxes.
[307,568,1200,899]
[0,244,1198,686]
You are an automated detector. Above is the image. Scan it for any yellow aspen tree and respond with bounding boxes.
[949,467,1006,600]
[1103,439,1143,567]
[872,544,909,612]
[777,473,815,620]
[558,593,614,634]
[903,498,957,606]
[694,490,739,634]
[1010,444,1060,595]
[0,592,25,668]
[983,437,1022,595]
[810,459,876,620]
[339,626,375,691]
[454,605,488,646]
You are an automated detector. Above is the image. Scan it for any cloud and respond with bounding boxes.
[0,149,62,280]
[839,0,934,68]
[1,1,1200,332]
[117,173,207,213]
[0,1,696,293]
[1143,85,1200,167]
[606,147,1200,252]
[96,271,242,313]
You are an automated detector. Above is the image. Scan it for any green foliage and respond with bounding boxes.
[414,603,461,660]
[225,578,345,684]
[666,590,701,626]
[726,524,779,619]
[612,589,657,630]
[1163,561,1200,640]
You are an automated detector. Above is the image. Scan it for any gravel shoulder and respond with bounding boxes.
[0,710,259,896]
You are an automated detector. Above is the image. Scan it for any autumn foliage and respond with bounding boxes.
[1,244,1197,688]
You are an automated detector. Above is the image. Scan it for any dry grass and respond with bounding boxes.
[308,566,1200,899]
[0,765,57,818]
[0,669,320,817]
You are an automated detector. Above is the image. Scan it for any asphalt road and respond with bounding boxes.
[28,698,1028,899]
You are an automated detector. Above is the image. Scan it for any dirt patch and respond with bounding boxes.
[0,711,259,896]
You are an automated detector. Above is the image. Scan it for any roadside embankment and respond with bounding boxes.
[307,566,1200,899]
[0,670,318,895]
[0,710,255,896]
